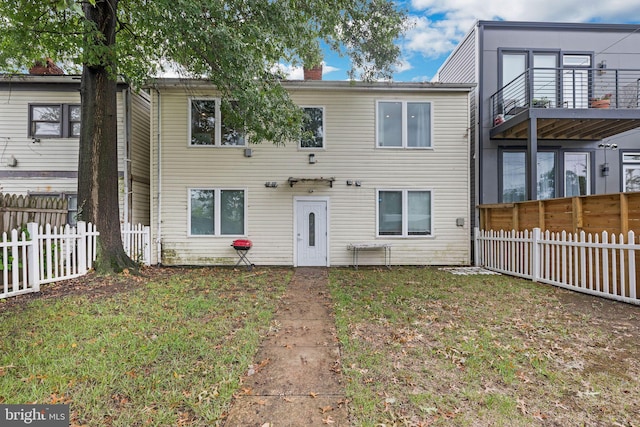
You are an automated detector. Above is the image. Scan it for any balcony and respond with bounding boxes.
[490,67,640,140]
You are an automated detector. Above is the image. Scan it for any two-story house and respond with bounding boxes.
[0,73,151,226]
[437,21,640,219]
[148,77,474,267]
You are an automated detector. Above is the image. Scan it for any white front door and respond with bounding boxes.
[296,199,328,266]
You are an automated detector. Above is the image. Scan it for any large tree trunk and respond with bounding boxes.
[78,0,135,273]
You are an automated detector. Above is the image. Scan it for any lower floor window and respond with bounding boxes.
[189,188,245,236]
[501,150,591,201]
[564,152,590,197]
[623,152,640,192]
[378,190,431,236]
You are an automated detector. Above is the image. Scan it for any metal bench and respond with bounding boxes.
[347,243,391,269]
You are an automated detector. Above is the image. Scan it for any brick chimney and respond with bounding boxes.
[303,64,323,80]
[28,58,64,75]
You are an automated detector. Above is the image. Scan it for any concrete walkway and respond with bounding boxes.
[224,268,348,426]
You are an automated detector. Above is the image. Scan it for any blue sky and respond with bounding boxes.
[289,0,640,82]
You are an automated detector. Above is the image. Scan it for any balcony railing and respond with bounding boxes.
[491,67,640,125]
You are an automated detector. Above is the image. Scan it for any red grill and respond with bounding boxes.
[232,239,252,250]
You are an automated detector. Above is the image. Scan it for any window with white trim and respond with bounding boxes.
[300,107,324,148]
[29,104,81,138]
[377,101,432,148]
[377,190,431,236]
[189,188,245,236]
[564,152,590,196]
[623,152,640,192]
[189,99,245,146]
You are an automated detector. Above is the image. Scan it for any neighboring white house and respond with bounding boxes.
[149,78,473,267]
[0,74,151,226]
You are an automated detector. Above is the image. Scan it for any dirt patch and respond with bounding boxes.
[223,267,348,426]
[0,266,174,312]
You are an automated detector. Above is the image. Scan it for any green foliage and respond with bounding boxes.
[0,0,407,145]
[0,225,29,272]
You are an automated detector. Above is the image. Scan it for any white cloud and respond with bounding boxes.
[394,59,413,73]
[410,0,640,23]
[400,0,640,79]
[403,0,640,58]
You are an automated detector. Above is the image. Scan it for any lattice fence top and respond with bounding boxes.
[0,193,68,233]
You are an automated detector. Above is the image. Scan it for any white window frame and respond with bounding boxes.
[563,151,591,197]
[299,106,325,149]
[622,152,640,192]
[376,189,433,238]
[188,98,246,147]
[187,188,247,237]
[376,100,433,149]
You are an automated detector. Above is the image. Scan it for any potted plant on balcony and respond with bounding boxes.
[590,93,611,109]
[532,97,550,108]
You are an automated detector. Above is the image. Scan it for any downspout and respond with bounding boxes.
[155,88,162,265]
[123,86,131,226]
[477,22,484,206]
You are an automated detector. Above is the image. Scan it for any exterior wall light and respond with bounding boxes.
[308,153,316,164]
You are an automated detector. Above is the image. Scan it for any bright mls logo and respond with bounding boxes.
[0,405,69,426]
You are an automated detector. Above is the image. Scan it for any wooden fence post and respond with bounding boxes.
[26,222,40,292]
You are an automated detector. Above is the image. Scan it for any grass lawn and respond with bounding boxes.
[329,267,640,426]
[1,266,639,426]
[0,267,291,426]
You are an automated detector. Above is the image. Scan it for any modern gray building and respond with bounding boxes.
[437,21,640,217]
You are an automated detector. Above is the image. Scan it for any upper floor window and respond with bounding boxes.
[29,104,80,138]
[300,107,324,148]
[377,101,431,148]
[189,99,245,146]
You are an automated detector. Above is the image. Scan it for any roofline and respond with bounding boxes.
[476,20,640,33]
[146,78,475,92]
[0,74,130,89]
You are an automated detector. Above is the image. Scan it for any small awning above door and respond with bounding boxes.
[288,177,335,188]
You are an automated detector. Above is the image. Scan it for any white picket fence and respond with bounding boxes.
[1,222,150,300]
[475,227,639,305]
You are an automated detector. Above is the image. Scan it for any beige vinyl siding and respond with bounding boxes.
[0,82,140,225]
[0,178,77,195]
[153,83,470,266]
[129,90,151,225]
[437,26,478,232]
[0,90,82,171]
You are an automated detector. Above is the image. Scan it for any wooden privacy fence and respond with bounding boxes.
[1,222,151,300]
[0,193,68,233]
[475,228,639,305]
[478,192,640,236]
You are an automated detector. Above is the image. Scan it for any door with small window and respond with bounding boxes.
[295,199,328,266]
